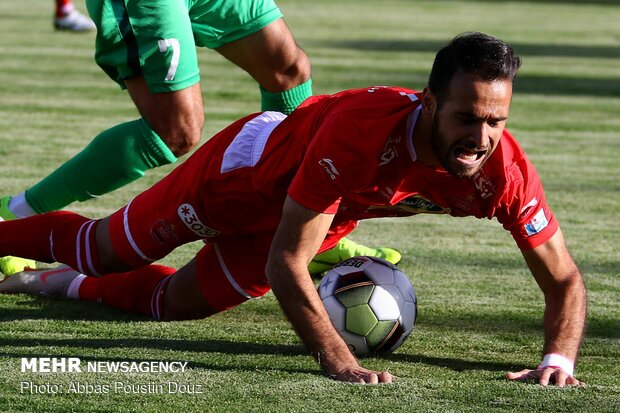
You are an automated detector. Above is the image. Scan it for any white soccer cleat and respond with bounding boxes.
[54,10,96,32]
[0,265,81,298]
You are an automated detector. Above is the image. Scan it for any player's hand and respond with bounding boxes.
[506,367,584,387]
[331,367,394,384]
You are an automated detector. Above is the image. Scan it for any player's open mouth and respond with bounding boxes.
[454,147,487,165]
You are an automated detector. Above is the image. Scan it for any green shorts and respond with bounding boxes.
[86,0,283,93]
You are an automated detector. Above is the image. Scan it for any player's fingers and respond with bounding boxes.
[554,371,567,387]
[343,370,370,384]
[336,369,393,384]
[378,371,393,383]
[367,372,379,384]
[566,376,585,387]
[539,368,553,387]
[505,369,533,381]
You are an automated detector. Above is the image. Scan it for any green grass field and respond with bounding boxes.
[1,0,619,411]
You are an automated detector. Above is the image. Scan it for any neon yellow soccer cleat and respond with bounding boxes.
[0,196,17,221]
[308,237,402,275]
[0,196,37,276]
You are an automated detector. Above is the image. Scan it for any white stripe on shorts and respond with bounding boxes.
[75,221,88,274]
[150,276,168,320]
[84,220,100,276]
[213,243,253,299]
[123,199,154,262]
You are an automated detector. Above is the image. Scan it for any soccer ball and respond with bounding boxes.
[318,256,417,356]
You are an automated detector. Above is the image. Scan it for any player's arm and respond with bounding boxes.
[507,227,586,387]
[266,196,393,384]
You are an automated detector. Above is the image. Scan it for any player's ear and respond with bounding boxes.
[422,87,437,116]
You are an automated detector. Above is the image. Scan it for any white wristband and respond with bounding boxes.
[540,353,574,376]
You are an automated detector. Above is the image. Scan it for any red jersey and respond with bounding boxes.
[196,86,557,251]
[103,86,558,304]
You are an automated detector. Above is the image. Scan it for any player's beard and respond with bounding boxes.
[430,113,492,179]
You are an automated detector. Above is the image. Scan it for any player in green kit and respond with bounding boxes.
[0,0,400,275]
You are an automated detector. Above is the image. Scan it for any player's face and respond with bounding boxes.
[430,74,512,178]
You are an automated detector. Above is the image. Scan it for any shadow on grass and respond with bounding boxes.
[0,336,304,356]
[1,298,615,378]
[514,75,620,98]
[2,292,617,340]
[450,0,620,5]
[0,338,317,376]
[0,337,530,376]
[422,308,619,340]
[313,39,620,97]
[0,297,148,323]
[386,353,517,373]
[0,337,515,375]
[318,39,620,60]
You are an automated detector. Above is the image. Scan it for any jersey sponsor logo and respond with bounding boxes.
[379,136,400,166]
[524,208,549,236]
[369,195,450,215]
[472,171,496,199]
[397,195,450,214]
[519,198,539,220]
[178,204,220,238]
[319,158,340,180]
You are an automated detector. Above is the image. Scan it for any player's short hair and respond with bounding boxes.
[428,32,521,106]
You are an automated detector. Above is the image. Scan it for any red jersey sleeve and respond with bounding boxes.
[288,112,381,213]
[495,154,559,250]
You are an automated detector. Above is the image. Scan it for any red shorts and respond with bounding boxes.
[104,111,354,312]
[106,113,277,311]
[194,234,272,312]
[107,113,260,268]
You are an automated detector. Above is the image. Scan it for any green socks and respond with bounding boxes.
[23,79,313,214]
[25,118,177,214]
[260,79,313,114]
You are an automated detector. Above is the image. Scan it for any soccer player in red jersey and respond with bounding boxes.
[0,32,586,386]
